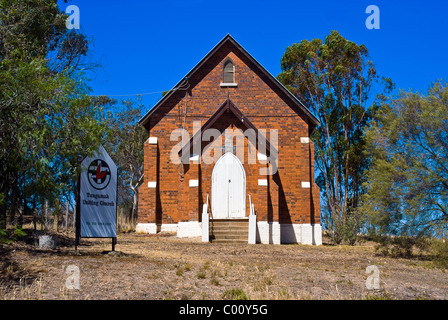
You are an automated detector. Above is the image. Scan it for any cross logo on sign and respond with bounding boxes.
[87,159,111,190]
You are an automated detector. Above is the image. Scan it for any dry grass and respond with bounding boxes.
[1,231,448,300]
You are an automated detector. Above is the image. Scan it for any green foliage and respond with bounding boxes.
[431,239,448,269]
[361,81,448,239]
[0,0,66,61]
[210,270,220,286]
[196,270,206,279]
[104,98,147,219]
[0,0,106,228]
[0,228,8,243]
[363,292,393,300]
[0,225,26,243]
[373,235,448,269]
[373,235,419,258]
[12,225,26,241]
[175,267,184,277]
[277,30,391,244]
[222,288,249,300]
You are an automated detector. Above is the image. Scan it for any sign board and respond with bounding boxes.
[79,145,117,238]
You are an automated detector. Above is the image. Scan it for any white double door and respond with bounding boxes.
[211,152,246,219]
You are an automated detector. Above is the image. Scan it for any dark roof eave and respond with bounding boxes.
[138,34,320,128]
[178,99,278,158]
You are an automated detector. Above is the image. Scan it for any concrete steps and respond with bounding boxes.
[209,219,248,244]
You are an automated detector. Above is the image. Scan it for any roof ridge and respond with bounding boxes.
[138,35,319,128]
[178,98,278,159]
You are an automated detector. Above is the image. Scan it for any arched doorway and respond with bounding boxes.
[211,152,246,219]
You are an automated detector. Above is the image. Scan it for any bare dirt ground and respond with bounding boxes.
[1,231,447,300]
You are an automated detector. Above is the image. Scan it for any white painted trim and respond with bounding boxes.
[147,137,158,144]
[301,181,311,188]
[248,214,257,244]
[177,221,202,238]
[160,224,177,233]
[280,224,322,245]
[148,181,157,188]
[280,224,302,244]
[189,179,199,187]
[136,223,157,234]
[202,212,209,242]
[301,224,313,245]
[138,222,322,245]
[313,224,322,246]
[220,83,238,87]
[258,179,268,186]
[257,152,267,161]
[256,221,280,244]
[256,222,322,245]
[190,154,200,162]
[300,137,310,144]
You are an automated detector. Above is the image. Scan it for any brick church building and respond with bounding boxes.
[136,34,322,245]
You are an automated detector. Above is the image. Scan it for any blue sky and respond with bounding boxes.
[61,0,448,112]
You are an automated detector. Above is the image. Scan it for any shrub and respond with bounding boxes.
[0,229,8,244]
[210,276,219,286]
[373,234,448,269]
[12,225,27,241]
[196,270,206,279]
[222,288,248,300]
[0,225,27,244]
[175,267,184,276]
[373,235,415,258]
[431,239,448,269]
[363,292,393,300]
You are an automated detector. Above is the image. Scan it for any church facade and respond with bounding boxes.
[136,35,322,245]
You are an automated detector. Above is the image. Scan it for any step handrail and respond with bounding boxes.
[248,194,256,244]
[202,194,210,242]
[249,195,255,216]
[205,194,212,218]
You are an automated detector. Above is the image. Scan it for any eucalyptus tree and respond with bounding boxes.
[277,30,393,244]
[362,81,448,239]
[0,0,105,229]
[104,98,147,223]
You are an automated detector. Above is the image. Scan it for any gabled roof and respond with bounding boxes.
[138,34,319,128]
[178,99,278,160]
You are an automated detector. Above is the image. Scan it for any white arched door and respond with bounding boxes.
[212,152,246,219]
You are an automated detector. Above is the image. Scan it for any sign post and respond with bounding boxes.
[76,145,118,251]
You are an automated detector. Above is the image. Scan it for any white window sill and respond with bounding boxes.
[189,180,199,187]
[301,182,311,188]
[220,83,238,87]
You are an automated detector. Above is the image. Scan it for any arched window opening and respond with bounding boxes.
[223,60,235,83]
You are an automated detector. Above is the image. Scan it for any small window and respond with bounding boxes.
[223,60,235,83]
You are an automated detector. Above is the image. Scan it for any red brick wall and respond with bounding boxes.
[138,41,320,226]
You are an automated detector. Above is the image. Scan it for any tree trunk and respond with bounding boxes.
[53,211,59,232]
[17,198,24,229]
[132,191,138,223]
[72,202,76,230]
[0,201,6,230]
[43,199,49,233]
[9,185,18,226]
[32,197,36,232]
[65,201,69,231]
